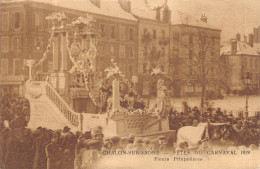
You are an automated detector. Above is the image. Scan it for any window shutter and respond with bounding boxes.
[10,36,14,51]
[125,45,129,58]
[1,59,8,75]
[125,27,129,41]
[119,25,125,41]
[8,59,13,74]
[10,12,13,30]
[15,59,23,75]
[2,12,9,31]
[106,25,110,39]
[119,45,125,58]
[115,26,118,40]
[20,12,23,29]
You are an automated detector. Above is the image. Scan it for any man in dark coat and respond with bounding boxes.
[45,133,62,169]
[74,135,86,169]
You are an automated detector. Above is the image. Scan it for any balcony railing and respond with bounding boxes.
[45,82,80,128]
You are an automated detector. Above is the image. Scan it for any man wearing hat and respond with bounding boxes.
[91,126,104,151]
[81,140,101,169]
[153,135,167,151]
[62,126,71,135]
[110,136,122,151]
[102,138,113,151]
[120,137,129,150]
[125,134,135,150]
[74,135,86,169]
[45,134,62,169]
[143,138,152,151]
[133,138,144,151]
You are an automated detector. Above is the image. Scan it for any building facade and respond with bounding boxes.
[0,2,28,97]
[169,12,221,97]
[221,35,260,95]
[0,0,222,102]
[0,0,138,113]
[131,2,171,96]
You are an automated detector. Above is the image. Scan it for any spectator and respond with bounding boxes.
[45,133,62,169]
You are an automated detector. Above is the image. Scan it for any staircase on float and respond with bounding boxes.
[25,81,80,132]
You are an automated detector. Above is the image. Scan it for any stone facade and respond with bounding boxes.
[221,38,260,94]
[0,0,222,100]
[170,24,221,97]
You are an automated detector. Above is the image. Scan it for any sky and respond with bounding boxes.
[166,0,260,43]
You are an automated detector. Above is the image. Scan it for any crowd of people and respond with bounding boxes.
[0,124,172,169]
[169,102,260,147]
[0,95,30,129]
[102,89,145,113]
[0,96,259,169]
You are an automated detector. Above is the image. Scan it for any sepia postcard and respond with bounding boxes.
[0,0,260,169]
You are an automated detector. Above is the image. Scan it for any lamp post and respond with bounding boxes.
[245,72,251,117]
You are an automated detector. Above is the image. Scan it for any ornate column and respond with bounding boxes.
[26,59,35,81]
[112,79,121,112]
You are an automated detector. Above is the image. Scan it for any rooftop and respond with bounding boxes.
[1,0,220,30]
[221,41,260,56]
[131,0,220,30]
[171,10,221,30]
[0,0,137,21]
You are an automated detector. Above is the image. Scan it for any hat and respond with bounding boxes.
[111,136,121,144]
[92,126,103,136]
[63,126,71,132]
[52,133,59,138]
[227,112,232,116]
[134,138,143,144]
[104,138,112,143]
[159,135,166,140]
[129,134,135,141]
[143,138,151,144]
[121,137,129,143]
[37,126,43,130]
[87,140,101,148]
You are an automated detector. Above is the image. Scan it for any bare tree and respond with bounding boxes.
[172,29,230,112]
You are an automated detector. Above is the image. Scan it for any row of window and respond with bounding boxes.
[98,44,135,58]
[100,24,135,41]
[0,58,23,75]
[0,35,45,52]
[0,36,21,52]
[0,12,22,32]
[143,28,166,39]
[143,46,167,57]
[244,57,259,68]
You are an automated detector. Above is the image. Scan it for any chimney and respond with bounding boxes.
[248,33,254,47]
[90,0,100,8]
[118,0,131,13]
[230,39,237,54]
[236,33,241,41]
[156,7,161,20]
[200,14,207,23]
[244,35,247,44]
[163,5,171,23]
